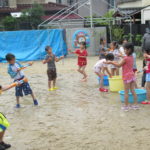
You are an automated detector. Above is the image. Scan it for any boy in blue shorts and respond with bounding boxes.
[6,53,38,108]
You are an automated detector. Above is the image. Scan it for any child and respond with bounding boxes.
[109,41,121,76]
[69,42,88,82]
[107,43,138,111]
[43,46,64,91]
[94,53,114,92]
[119,39,128,56]
[5,53,38,108]
[99,38,108,60]
[141,49,150,104]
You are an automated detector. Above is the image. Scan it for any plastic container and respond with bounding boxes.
[98,75,109,86]
[109,76,124,92]
[119,89,147,103]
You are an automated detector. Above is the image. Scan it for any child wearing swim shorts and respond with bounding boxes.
[107,43,138,111]
[69,42,88,82]
[6,53,38,108]
[94,53,114,92]
[43,46,64,91]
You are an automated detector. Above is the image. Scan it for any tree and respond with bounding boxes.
[2,16,18,31]
[20,3,44,29]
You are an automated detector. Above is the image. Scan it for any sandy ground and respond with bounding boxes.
[0,57,150,150]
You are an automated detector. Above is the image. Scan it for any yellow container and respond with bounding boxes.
[109,76,124,92]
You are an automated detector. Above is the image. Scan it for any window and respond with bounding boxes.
[0,0,8,7]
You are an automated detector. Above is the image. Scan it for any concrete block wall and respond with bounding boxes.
[65,27,107,56]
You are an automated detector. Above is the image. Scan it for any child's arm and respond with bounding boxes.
[144,53,150,59]
[55,56,64,62]
[43,56,53,64]
[106,59,125,68]
[104,67,112,78]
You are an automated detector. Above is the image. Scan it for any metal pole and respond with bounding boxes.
[89,0,93,28]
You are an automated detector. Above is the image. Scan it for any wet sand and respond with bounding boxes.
[0,57,150,150]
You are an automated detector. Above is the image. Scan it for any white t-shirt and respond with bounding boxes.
[119,46,126,56]
[94,59,107,71]
[11,63,24,80]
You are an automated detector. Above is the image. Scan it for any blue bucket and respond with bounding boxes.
[119,89,147,103]
[98,75,109,86]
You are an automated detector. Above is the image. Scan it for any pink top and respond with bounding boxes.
[122,56,135,81]
[146,58,150,73]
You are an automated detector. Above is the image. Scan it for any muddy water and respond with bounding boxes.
[0,57,150,150]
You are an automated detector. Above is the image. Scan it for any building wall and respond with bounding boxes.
[141,6,150,24]
[9,0,17,8]
[118,0,142,8]
[16,0,46,4]
[142,0,150,7]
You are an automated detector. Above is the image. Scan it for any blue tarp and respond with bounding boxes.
[0,29,67,62]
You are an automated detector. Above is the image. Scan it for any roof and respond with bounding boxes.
[0,2,67,13]
[118,0,141,4]
[41,14,82,21]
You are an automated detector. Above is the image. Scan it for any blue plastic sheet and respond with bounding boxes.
[0,29,67,62]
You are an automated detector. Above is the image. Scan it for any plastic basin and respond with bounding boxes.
[119,89,147,103]
[98,75,109,86]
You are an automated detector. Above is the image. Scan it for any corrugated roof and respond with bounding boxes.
[0,2,67,13]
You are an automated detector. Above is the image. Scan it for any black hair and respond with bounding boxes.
[100,38,105,45]
[5,53,15,61]
[105,53,114,61]
[123,43,134,56]
[111,41,119,49]
[80,42,86,49]
[45,46,51,51]
[145,49,150,55]
[0,85,2,90]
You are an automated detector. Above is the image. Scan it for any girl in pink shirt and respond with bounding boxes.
[107,43,138,111]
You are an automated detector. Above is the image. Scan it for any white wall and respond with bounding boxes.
[141,6,150,24]
[118,1,142,8]
[142,0,150,7]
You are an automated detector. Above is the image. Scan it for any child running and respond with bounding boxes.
[69,42,88,82]
[109,41,121,76]
[106,43,139,111]
[6,53,38,108]
[94,53,114,92]
[43,46,64,91]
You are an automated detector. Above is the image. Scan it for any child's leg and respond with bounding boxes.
[146,82,150,101]
[124,82,130,107]
[77,66,83,75]
[111,68,115,76]
[116,68,119,76]
[130,82,138,105]
[53,79,56,88]
[48,80,52,89]
[0,131,4,142]
[81,66,87,79]
[16,96,20,105]
[95,72,104,88]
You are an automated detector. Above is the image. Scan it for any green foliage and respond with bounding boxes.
[2,3,44,30]
[20,3,44,29]
[112,26,124,42]
[2,16,18,31]
[135,34,142,46]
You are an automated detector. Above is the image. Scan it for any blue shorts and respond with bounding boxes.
[15,82,32,97]
[146,73,150,82]
[0,124,6,131]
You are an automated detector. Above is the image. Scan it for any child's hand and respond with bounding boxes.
[60,56,64,59]
[105,61,111,64]
[144,66,148,70]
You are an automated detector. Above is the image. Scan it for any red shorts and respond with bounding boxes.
[78,61,87,67]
